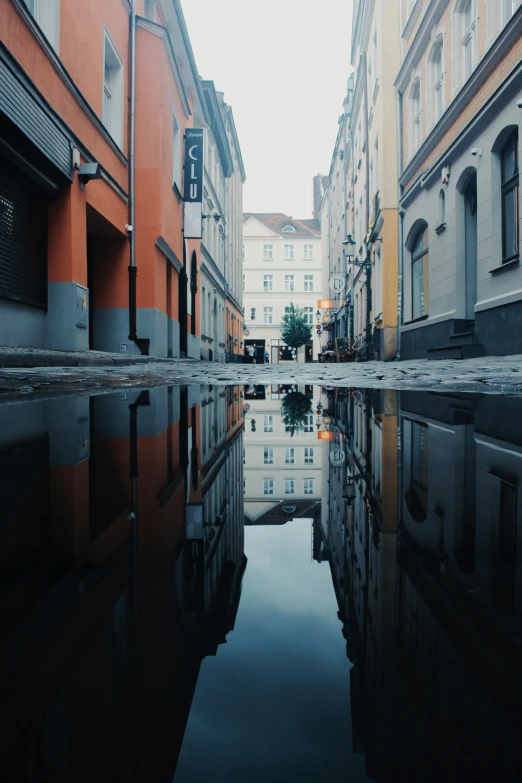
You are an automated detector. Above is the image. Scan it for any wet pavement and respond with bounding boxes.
[1,382,522,782]
[0,353,522,400]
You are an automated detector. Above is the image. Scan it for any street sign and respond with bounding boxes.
[244,329,250,337]
[329,274,345,293]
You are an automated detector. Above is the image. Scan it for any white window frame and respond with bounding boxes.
[285,447,295,465]
[264,446,274,465]
[429,39,444,126]
[503,0,518,25]
[263,307,273,325]
[242,274,245,292]
[304,415,314,433]
[263,274,273,293]
[409,78,422,156]
[242,244,246,260]
[304,447,315,464]
[263,244,274,260]
[304,275,314,292]
[284,244,295,260]
[303,307,313,325]
[284,275,295,292]
[144,0,156,21]
[304,244,314,260]
[28,0,60,53]
[263,479,274,495]
[263,415,274,433]
[285,479,296,495]
[461,0,476,81]
[103,29,124,148]
[304,478,314,495]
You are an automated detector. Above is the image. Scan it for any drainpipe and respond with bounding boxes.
[128,0,149,355]
[396,89,404,361]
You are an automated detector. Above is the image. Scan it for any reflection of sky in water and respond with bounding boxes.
[174,521,369,783]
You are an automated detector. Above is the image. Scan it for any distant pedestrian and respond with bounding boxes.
[264,351,269,364]
[246,344,255,364]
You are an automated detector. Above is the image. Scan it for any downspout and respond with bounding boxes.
[396,89,404,361]
[128,0,150,355]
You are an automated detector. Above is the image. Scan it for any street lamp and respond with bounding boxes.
[342,234,357,345]
[316,310,322,323]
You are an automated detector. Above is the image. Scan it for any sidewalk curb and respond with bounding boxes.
[0,350,198,369]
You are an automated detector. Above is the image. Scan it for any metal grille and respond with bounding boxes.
[0,163,47,309]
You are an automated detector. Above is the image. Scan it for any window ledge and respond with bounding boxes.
[435,221,446,235]
[403,314,429,326]
[489,257,520,275]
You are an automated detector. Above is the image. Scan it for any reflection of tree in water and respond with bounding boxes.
[281,391,313,437]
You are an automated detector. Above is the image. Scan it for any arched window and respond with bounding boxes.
[409,78,421,155]
[429,39,444,124]
[501,131,519,263]
[412,227,429,319]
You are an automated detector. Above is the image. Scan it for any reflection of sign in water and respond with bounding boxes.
[329,448,346,466]
[329,274,345,293]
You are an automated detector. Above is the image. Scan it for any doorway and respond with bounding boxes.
[178,268,188,356]
[464,173,478,321]
[304,342,314,363]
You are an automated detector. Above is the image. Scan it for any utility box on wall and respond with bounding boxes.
[75,285,88,329]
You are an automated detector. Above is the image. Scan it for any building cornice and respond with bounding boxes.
[395,0,448,91]
[399,11,522,194]
[402,0,424,39]
[136,16,191,118]
[10,0,128,164]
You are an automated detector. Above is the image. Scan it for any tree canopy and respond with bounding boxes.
[280,303,313,351]
[281,391,313,437]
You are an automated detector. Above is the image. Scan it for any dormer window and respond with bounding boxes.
[282,224,296,233]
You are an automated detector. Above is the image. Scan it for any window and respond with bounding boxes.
[304,447,315,464]
[282,224,296,233]
[172,109,182,191]
[503,0,517,24]
[284,244,295,260]
[285,447,295,465]
[304,244,314,259]
[263,307,273,324]
[144,0,156,20]
[285,275,295,292]
[410,79,421,154]
[462,1,475,80]
[242,244,246,260]
[405,420,429,523]
[264,415,274,433]
[304,479,314,495]
[243,479,246,495]
[242,274,245,292]
[285,479,296,495]
[501,131,519,262]
[263,244,273,260]
[26,0,60,52]
[304,414,314,433]
[303,307,314,325]
[412,227,429,319]
[432,42,444,122]
[304,275,314,292]
[263,274,273,292]
[264,479,274,495]
[103,31,124,147]
[264,447,274,465]
[438,189,446,225]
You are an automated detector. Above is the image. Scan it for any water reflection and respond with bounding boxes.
[319,388,522,781]
[0,386,246,783]
[1,384,522,781]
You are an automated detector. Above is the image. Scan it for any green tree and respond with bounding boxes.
[281,391,313,437]
[280,303,312,355]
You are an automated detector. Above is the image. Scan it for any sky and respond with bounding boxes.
[181,0,354,219]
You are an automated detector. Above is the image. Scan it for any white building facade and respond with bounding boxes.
[243,213,323,363]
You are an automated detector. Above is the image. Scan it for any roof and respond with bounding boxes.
[243,213,321,237]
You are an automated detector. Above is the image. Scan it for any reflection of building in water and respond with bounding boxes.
[321,389,522,780]
[243,385,326,526]
[0,385,246,783]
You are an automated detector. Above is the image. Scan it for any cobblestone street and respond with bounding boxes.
[1,353,522,400]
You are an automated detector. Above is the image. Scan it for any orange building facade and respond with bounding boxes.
[0,0,243,358]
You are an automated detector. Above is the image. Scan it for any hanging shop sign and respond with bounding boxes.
[329,274,345,293]
[329,448,346,467]
[183,128,204,239]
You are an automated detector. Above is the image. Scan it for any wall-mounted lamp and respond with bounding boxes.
[78,162,102,191]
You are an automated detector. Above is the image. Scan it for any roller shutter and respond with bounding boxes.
[0,161,47,310]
